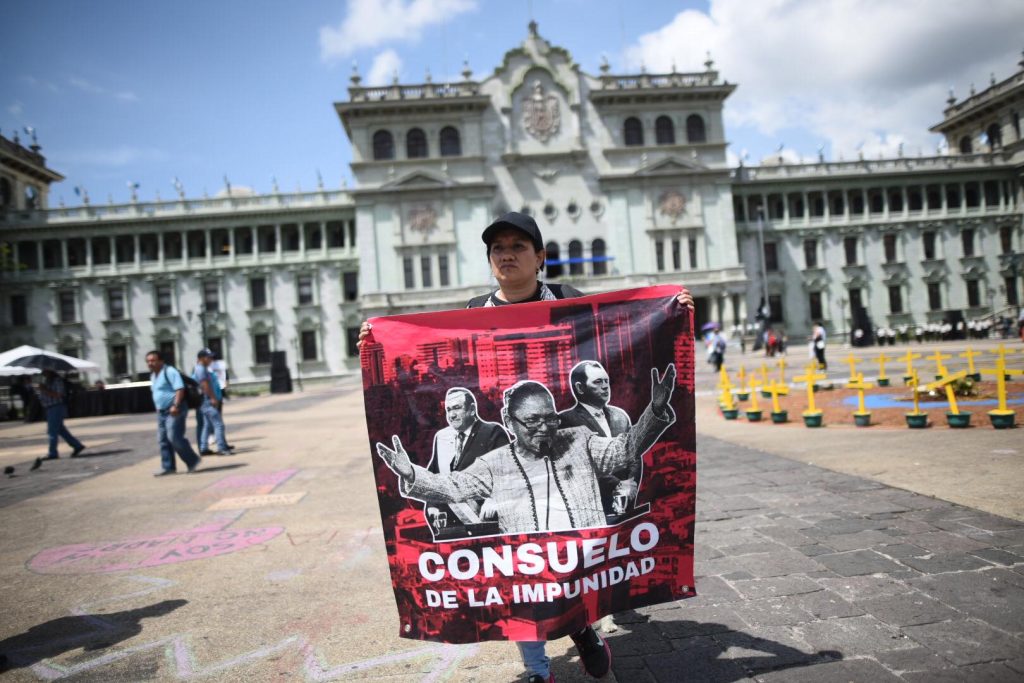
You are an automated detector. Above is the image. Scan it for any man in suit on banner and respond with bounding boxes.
[559,361,638,518]
[425,388,509,529]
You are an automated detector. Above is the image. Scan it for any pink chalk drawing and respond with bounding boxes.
[200,468,299,497]
[28,522,284,575]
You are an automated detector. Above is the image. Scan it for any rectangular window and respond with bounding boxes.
[888,285,903,313]
[883,234,898,263]
[961,229,975,257]
[655,241,665,272]
[11,294,28,326]
[671,239,681,270]
[343,271,359,301]
[110,344,128,377]
[1007,276,1020,307]
[438,255,450,287]
[803,239,817,268]
[923,231,936,260]
[59,346,79,359]
[254,334,272,364]
[206,337,223,359]
[327,221,346,248]
[91,238,111,265]
[300,330,317,361]
[42,240,61,269]
[1001,226,1014,254]
[297,275,314,305]
[768,294,784,323]
[158,341,176,369]
[203,281,220,313]
[115,236,135,263]
[234,228,253,254]
[763,242,778,272]
[18,242,39,270]
[927,282,942,311]
[966,280,981,308]
[688,238,698,269]
[163,233,183,260]
[108,288,125,320]
[403,257,415,289]
[421,255,433,288]
[843,236,858,265]
[346,327,361,358]
[849,287,863,313]
[156,284,173,315]
[808,291,823,321]
[250,278,267,309]
[59,291,76,323]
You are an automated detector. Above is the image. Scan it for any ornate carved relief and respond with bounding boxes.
[658,190,687,222]
[522,81,560,143]
[407,204,438,237]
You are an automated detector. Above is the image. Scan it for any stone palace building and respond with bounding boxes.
[2,25,1022,385]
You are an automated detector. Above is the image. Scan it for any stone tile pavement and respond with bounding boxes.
[608,434,1024,682]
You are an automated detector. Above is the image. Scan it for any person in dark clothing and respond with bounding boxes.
[362,211,693,683]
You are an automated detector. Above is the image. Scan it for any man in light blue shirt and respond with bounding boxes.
[193,348,231,455]
[146,350,201,476]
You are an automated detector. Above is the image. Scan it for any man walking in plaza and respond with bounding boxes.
[192,348,232,456]
[146,350,201,476]
[35,369,86,461]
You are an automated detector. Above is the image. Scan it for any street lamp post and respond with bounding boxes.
[755,208,771,321]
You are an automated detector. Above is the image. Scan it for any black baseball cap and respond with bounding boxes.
[481,211,544,251]
[197,348,214,358]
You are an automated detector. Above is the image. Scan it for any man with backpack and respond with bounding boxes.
[193,348,232,456]
[145,350,201,476]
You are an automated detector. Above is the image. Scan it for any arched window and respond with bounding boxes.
[959,136,973,154]
[986,123,1002,149]
[655,116,675,145]
[568,240,583,275]
[623,117,644,146]
[686,115,706,143]
[372,130,394,160]
[592,239,607,275]
[439,126,461,157]
[406,128,427,158]
[545,241,562,278]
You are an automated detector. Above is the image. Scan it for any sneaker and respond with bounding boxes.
[71,446,87,458]
[527,675,554,683]
[30,457,43,471]
[570,625,611,678]
[153,470,176,477]
[199,449,213,456]
[187,458,202,473]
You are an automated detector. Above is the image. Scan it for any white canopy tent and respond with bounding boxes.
[0,345,100,373]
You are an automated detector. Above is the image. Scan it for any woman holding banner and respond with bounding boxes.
[361,210,694,683]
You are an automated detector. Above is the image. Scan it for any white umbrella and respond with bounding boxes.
[0,345,100,373]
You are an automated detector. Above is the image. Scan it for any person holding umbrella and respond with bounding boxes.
[35,369,86,461]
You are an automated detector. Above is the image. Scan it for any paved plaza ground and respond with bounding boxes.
[0,338,1022,681]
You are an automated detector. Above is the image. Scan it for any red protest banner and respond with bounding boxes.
[361,285,696,644]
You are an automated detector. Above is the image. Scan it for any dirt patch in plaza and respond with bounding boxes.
[719,377,1024,430]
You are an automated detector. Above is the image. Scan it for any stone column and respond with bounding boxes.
[61,239,68,270]
[902,187,909,217]
[802,192,810,223]
[204,229,212,265]
[181,231,189,267]
[228,227,236,263]
[251,226,258,261]
[298,221,306,257]
[158,231,165,266]
[109,236,116,273]
[320,221,328,257]
[85,236,94,273]
[134,234,141,268]
[275,224,282,261]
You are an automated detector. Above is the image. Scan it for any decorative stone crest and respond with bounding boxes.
[658,190,687,222]
[408,204,438,236]
[522,80,560,143]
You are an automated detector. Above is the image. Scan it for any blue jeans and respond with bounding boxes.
[198,400,229,452]
[156,408,200,472]
[45,404,83,458]
[517,642,549,679]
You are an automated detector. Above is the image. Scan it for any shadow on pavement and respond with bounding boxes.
[191,463,248,474]
[72,448,134,458]
[0,599,187,672]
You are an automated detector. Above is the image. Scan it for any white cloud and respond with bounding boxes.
[623,0,1024,161]
[7,101,24,117]
[69,76,138,103]
[319,0,477,61]
[367,49,404,86]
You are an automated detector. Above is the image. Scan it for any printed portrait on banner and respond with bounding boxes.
[361,285,697,644]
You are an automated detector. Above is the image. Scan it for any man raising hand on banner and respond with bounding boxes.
[376,364,676,535]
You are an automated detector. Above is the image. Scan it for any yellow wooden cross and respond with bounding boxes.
[793,365,828,415]
[777,356,787,384]
[899,349,922,378]
[875,351,891,381]
[846,372,873,416]
[766,379,789,413]
[843,353,862,381]
[926,349,953,378]
[958,347,981,376]
[718,365,736,410]
[979,349,1021,415]
[747,376,762,412]
[925,370,969,415]
[736,365,749,393]
[907,369,924,415]
[759,362,770,387]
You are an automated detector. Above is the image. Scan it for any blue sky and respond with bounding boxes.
[3,0,1023,206]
